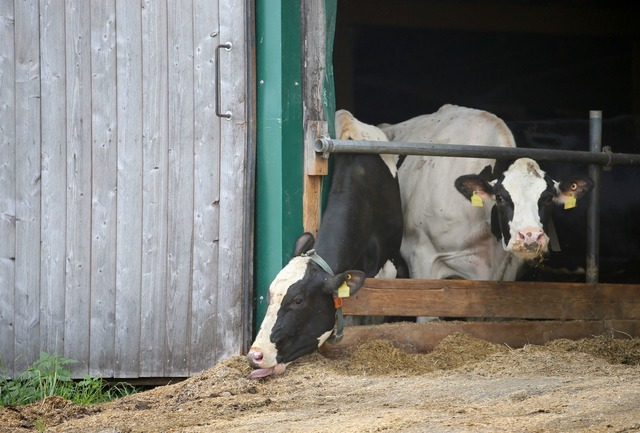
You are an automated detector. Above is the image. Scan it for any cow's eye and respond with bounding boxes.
[495,194,504,203]
[292,297,304,307]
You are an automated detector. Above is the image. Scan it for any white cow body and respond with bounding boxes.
[382,104,522,280]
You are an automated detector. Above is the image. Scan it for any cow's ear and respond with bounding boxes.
[454,175,494,202]
[553,176,594,205]
[324,271,366,297]
[294,232,315,256]
[478,164,494,181]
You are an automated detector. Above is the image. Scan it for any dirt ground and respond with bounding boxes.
[2,326,640,433]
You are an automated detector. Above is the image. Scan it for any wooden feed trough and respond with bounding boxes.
[328,278,640,352]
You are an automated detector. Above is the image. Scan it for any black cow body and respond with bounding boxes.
[247,111,405,378]
[311,153,405,276]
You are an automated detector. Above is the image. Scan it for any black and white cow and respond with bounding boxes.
[507,116,640,283]
[247,110,405,379]
[381,104,594,281]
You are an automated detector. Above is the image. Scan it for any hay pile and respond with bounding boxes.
[326,332,640,377]
[2,332,640,433]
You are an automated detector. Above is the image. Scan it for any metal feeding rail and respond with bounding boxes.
[314,111,640,283]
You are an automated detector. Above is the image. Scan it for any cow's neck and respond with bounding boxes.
[311,237,354,275]
[311,154,369,275]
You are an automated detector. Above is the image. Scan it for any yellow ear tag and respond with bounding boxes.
[338,275,351,298]
[564,193,576,210]
[471,191,483,207]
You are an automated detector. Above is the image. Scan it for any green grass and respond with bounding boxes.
[0,352,138,407]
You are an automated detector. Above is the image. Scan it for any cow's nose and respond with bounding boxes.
[247,349,264,368]
[517,228,544,245]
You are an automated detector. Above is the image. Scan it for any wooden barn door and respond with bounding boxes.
[0,0,253,379]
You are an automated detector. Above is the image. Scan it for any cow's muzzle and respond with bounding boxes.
[511,227,549,260]
[247,349,286,379]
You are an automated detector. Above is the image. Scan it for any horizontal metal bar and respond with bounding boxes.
[314,138,640,167]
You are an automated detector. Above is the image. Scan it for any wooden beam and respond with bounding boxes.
[301,1,329,236]
[302,173,323,237]
[342,279,640,320]
[302,121,328,237]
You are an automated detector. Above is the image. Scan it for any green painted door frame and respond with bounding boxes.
[254,0,303,335]
[254,0,337,335]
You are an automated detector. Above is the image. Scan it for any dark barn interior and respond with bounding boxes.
[333,0,640,282]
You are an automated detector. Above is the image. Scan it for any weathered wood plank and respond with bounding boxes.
[302,174,322,238]
[0,0,17,376]
[114,0,143,379]
[216,0,249,362]
[191,0,221,374]
[302,123,328,237]
[39,0,67,360]
[141,0,170,377]
[301,1,329,236]
[89,0,117,377]
[304,122,329,177]
[64,0,92,376]
[13,0,42,375]
[165,0,195,377]
[321,320,640,356]
[597,285,640,320]
[2,0,250,379]
[300,0,328,149]
[342,279,640,320]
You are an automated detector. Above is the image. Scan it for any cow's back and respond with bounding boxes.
[383,104,521,280]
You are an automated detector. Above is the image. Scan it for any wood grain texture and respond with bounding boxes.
[89,0,118,377]
[140,0,170,377]
[166,0,195,376]
[0,0,249,378]
[343,279,640,320]
[216,0,249,363]
[301,1,329,236]
[0,0,17,373]
[114,0,143,379]
[39,0,67,363]
[14,0,42,375]
[191,0,222,374]
[64,0,93,376]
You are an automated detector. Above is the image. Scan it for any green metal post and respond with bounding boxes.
[254,0,303,335]
[253,0,338,337]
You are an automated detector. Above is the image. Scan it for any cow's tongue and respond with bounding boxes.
[249,367,275,379]
[248,363,286,379]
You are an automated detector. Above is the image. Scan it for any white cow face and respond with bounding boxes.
[247,254,365,379]
[455,158,593,260]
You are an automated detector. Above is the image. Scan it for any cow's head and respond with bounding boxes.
[247,234,365,379]
[455,158,593,261]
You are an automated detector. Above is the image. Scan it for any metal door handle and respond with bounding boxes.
[216,42,233,119]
